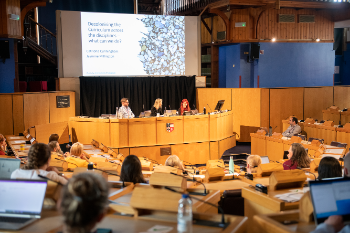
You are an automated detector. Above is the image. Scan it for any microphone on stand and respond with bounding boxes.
[207,104,212,113]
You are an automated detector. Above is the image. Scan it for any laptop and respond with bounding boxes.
[261,156,270,164]
[0,158,21,178]
[309,178,350,225]
[0,179,48,230]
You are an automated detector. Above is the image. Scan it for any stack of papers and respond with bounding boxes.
[274,187,309,202]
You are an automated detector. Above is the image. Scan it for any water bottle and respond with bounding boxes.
[177,194,193,233]
[229,156,234,174]
[116,107,119,119]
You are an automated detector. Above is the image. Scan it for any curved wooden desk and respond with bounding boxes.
[69,112,235,164]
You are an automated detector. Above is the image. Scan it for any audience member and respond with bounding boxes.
[70,142,89,162]
[317,156,342,180]
[11,143,67,185]
[59,172,109,233]
[48,134,64,155]
[282,117,301,137]
[283,143,310,170]
[246,155,262,173]
[165,155,185,170]
[120,155,146,184]
[0,134,6,155]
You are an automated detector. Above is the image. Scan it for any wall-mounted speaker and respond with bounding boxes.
[251,43,260,60]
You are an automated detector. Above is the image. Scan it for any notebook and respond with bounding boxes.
[309,178,350,225]
[0,158,21,178]
[261,156,270,164]
[0,179,47,230]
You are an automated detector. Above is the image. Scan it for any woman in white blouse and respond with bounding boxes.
[11,143,67,185]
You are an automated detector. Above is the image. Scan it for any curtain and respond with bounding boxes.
[80,76,196,117]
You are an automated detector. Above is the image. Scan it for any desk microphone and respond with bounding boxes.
[170,172,207,195]
[207,104,212,113]
[164,186,228,229]
[55,157,78,167]
[38,174,64,186]
[169,105,171,110]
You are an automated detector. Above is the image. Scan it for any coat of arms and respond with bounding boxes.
[166,123,174,132]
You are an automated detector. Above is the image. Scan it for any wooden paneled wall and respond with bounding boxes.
[304,87,333,121]
[196,88,232,113]
[0,0,21,38]
[269,88,304,133]
[0,92,76,137]
[231,88,269,139]
[334,86,350,110]
[202,8,334,43]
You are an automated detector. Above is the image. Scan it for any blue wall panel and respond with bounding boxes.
[258,43,334,87]
[218,46,226,88]
[225,44,240,88]
[0,38,15,93]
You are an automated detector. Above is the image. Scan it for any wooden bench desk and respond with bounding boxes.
[254,210,316,233]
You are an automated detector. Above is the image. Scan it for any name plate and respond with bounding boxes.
[56,95,70,108]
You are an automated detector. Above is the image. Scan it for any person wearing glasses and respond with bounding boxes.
[118,98,135,119]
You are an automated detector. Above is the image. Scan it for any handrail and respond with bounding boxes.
[27,16,56,38]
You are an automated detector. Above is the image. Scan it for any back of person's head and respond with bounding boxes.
[23,143,51,170]
[70,142,83,157]
[344,152,350,177]
[165,155,183,170]
[49,134,59,142]
[120,155,145,184]
[0,134,5,152]
[290,143,310,168]
[318,156,342,180]
[246,155,261,173]
[48,141,58,152]
[59,172,109,233]
[292,117,298,124]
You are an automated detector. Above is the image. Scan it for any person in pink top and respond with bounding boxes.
[283,143,310,170]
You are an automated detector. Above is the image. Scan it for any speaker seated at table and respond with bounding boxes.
[178,99,191,115]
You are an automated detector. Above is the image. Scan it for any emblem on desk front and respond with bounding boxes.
[166,123,174,132]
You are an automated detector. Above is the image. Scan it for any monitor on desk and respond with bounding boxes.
[214,100,225,111]
[309,178,350,225]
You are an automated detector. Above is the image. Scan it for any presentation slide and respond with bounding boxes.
[81,13,186,76]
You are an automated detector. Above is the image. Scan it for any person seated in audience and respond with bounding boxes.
[0,134,7,155]
[69,142,89,163]
[179,99,191,115]
[49,133,64,155]
[283,143,310,170]
[151,98,164,116]
[59,172,109,233]
[282,116,301,137]
[246,155,262,173]
[165,155,185,170]
[120,155,146,184]
[11,143,67,185]
[311,154,350,233]
[317,156,342,180]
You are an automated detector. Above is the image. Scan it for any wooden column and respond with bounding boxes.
[211,45,219,88]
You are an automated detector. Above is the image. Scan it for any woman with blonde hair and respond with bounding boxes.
[165,155,185,170]
[246,155,261,173]
[283,143,310,170]
[11,143,67,185]
[59,172,109,233]
[69,142,89,162]
[0,134,6,155]
[151,98,164,116]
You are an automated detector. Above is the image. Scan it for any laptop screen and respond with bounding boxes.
[309,178,350,224]
[261,156,269,164]
[0,158,21,178]
[0,180,47,216]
